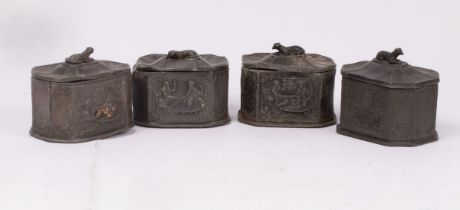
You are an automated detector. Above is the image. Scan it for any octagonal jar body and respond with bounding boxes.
[239,43,336,127]
[133,50,229,128]
[30,48,133,143]
[337,48,439,146]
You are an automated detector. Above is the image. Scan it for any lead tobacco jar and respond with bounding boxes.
[337,48,440,146]
[132,50,230,128]
[30,47,134,143]
[239,43,337,127]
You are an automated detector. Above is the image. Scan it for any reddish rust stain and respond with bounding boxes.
[95,102,116,120]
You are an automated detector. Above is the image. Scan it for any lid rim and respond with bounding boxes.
[32,71,128,82]
[242,65,336,73]
[135,66,228,72]
[341,75,439,89]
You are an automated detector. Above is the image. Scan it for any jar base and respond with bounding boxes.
[238,111,336,128]
[29,123,134,143]
[134,118,230,128]
[336,124,438,147]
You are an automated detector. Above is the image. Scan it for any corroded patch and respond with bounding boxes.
[94,96,117,121]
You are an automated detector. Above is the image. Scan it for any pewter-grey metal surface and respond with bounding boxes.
[337,48,439,146]
[30,47,134,143]
[239,43,336,127]
[133,50,230,128]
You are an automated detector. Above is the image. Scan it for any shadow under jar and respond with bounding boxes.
[30,47,134,143]
[337,48,440,146]
[132,50,230,128]
[239,43,337,127]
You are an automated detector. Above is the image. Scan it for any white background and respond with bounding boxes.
[1,0,459,209]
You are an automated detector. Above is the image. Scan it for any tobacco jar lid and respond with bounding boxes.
[31,47,130,83]
[341,48,439,89]
[242,43,336,72]
[135,50,228,72]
